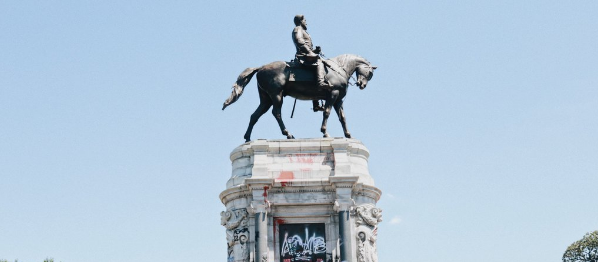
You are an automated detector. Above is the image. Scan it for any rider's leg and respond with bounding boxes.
[316,61,332,89]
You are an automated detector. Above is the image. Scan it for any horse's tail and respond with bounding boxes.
[222,67,260,110]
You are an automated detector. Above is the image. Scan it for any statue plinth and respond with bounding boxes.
[220,138,382,262]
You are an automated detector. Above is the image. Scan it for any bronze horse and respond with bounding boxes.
[222,54,376,142]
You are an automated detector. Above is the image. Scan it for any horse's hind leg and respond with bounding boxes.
[333,99,351,138]
[244,90,272,142]
[270,93,294,139]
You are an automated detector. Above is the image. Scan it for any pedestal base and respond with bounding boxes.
[219,138,382,262]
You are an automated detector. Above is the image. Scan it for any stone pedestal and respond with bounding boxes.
[220,138,382,262]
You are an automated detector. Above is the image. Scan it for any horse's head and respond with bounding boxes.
[355,63,377,90]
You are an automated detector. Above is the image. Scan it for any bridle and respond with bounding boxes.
[321,53,374,86]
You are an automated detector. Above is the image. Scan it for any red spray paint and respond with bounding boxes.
[277,171,295,187]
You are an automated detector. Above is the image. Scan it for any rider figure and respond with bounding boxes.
[292,15,332,91]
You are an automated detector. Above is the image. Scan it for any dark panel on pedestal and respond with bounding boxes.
[279,223,326,262]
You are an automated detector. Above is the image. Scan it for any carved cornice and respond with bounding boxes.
[270,186,335,193]
[244,178,275,190]
[229,138,370,163]
[330,139,370,159]
[353,184,382,201]
[329,176,359,188]
[229,143,254,162]
[220,185,252,205]
[221,178,381,205]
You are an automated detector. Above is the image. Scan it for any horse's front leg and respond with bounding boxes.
[321,90,339,138]
[333,99,351,138]
[271,93,294,139]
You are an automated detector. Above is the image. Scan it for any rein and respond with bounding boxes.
[288,54,370,118]
[321,53,357,86]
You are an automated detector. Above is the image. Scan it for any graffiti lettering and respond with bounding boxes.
[281,228,326,261]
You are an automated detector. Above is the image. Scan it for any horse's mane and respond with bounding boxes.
[331,54,368,70]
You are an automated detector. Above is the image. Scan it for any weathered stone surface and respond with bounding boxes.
[220,138,383,262]
[226,138,376,188]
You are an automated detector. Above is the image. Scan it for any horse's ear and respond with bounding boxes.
[372,66,378,70]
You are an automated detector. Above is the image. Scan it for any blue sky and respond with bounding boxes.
[1,1,597,262]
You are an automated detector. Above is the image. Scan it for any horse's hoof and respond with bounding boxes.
[287,135,295,139]
[323,133,329,138]
[345,133,352,138]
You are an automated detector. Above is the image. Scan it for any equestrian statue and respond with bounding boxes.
[222,15,377,142]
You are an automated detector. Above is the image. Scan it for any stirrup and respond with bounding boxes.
[312,100,325,112]
[313,105,325,112]
[318,81,332,90]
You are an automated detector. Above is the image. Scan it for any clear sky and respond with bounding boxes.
[1,1,597,262]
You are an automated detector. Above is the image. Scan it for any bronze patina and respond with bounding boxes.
[222,16,376,142]
[292,15,330,90]
[291,15,331,112]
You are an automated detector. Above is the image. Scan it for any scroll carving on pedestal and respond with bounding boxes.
[221,208,249,262]
[355,204,382,262]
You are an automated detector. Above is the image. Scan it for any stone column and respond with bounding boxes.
[338,210,351,262]
[331,176,359,262]
[246,178,273,262]
[253,204,268,262]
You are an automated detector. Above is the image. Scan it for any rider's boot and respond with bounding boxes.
[312,100,324,112]
[316,62,332,90]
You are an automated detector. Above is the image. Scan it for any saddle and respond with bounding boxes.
[287,60,317,82]
[286,56,342,82]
